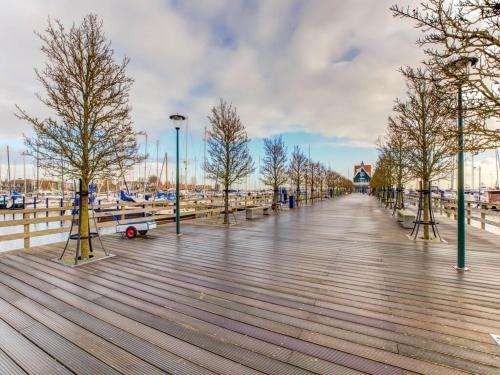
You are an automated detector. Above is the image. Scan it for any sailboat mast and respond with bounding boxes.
[450,155,455,191]
[203,126,207,192]
[7,145,11,195]
[164,152,168,189]
[36,146,39,196]
[184,119,189,190]
[23,152,27,195]
[156,139,159,188]
[61,156,64,198]
[144,132,148,194]
[496,148,499,189]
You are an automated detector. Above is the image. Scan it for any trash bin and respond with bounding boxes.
[289,195,295,209]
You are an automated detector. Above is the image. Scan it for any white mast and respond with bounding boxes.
[7,145,11,194]
[496,148,499,189]
[194,156,197,187]
[184,118,189,190]
[23,152,26,195]
[144,132,148,194]
[165,152,168,189]
[156,139,159,188]
[203,126,207,192]
[450,155,455,191]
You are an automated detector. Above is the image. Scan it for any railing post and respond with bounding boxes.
[23,210,30,249]
[480,204,486,230]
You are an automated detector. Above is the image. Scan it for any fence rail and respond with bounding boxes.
[405,194,500,233]
[0,195,275,248]
[0,190,346,249]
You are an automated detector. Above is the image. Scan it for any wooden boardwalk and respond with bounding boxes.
[0,194,499,374]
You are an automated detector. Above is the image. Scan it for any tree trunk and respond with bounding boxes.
[423,178,430,240]
[224,185,229,225]
[273,185,279,206]
[79,177,91,259]
[296,183,300,206]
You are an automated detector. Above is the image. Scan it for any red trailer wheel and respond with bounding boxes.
[125,226,137,239]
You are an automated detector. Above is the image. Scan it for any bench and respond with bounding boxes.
[246,206,270,220]
[397,209,416,229]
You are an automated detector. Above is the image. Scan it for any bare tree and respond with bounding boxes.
[260,136,288,206]
[204,99,254,224]
[378,120,412,208]
[392,67,455,239]
[289,146,307,204]
[16,14,139,259]
[391,0,500,143]
[315,163,326,200]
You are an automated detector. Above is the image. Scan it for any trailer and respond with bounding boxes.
[116,220,157,239]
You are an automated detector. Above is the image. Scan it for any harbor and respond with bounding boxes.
[1,0,499,374]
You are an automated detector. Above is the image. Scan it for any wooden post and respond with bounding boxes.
[466,202,471,225]
[480,204,486,230]
[23,210,30,249]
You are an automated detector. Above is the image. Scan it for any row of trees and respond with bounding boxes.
[17,14,353,257]
[204,99,353,224]
[372,1,499,240]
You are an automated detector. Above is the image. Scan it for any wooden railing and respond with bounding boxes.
[405,194,500,233]
[0,195,274,249]
[0,190,347,249]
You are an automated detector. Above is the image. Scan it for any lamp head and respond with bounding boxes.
[170,113,187,131]
[169,114,187,121]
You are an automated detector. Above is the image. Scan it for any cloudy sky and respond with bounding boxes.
[0,0,498,188]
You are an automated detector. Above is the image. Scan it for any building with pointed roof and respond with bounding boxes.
[353,161,371,193]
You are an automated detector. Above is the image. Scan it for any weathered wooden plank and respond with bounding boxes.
[0,318,71,375]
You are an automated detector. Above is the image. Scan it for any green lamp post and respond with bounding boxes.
[170,113,187,235]
[449,56,477,271]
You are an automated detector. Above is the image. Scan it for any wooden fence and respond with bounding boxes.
[0,195,274,249]
[405,194,500,233]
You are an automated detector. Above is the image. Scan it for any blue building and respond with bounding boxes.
[353,161,371,193]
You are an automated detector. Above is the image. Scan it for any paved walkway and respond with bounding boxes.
[0,194,499,374]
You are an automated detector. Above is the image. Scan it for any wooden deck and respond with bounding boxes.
[0,194,499,374]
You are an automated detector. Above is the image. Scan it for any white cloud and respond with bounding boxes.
[0,0,427,144]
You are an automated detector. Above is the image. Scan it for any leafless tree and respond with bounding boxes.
[391,0,500,144]
[378,119,412,208]
[392,67,456,239]
[261,136,288,206]
[16,14,140,259]
[288,145,307,204]
[204,99,254,224]
[316,163,326,199]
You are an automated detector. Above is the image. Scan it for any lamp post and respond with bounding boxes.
[449,56,477,271]
[170,114,187,235]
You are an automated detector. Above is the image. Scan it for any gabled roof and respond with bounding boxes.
[354,161,372,177]
[353,162,371,183]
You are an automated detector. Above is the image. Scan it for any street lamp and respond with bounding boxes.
[449,56,477,271]
[170,114,187,235]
